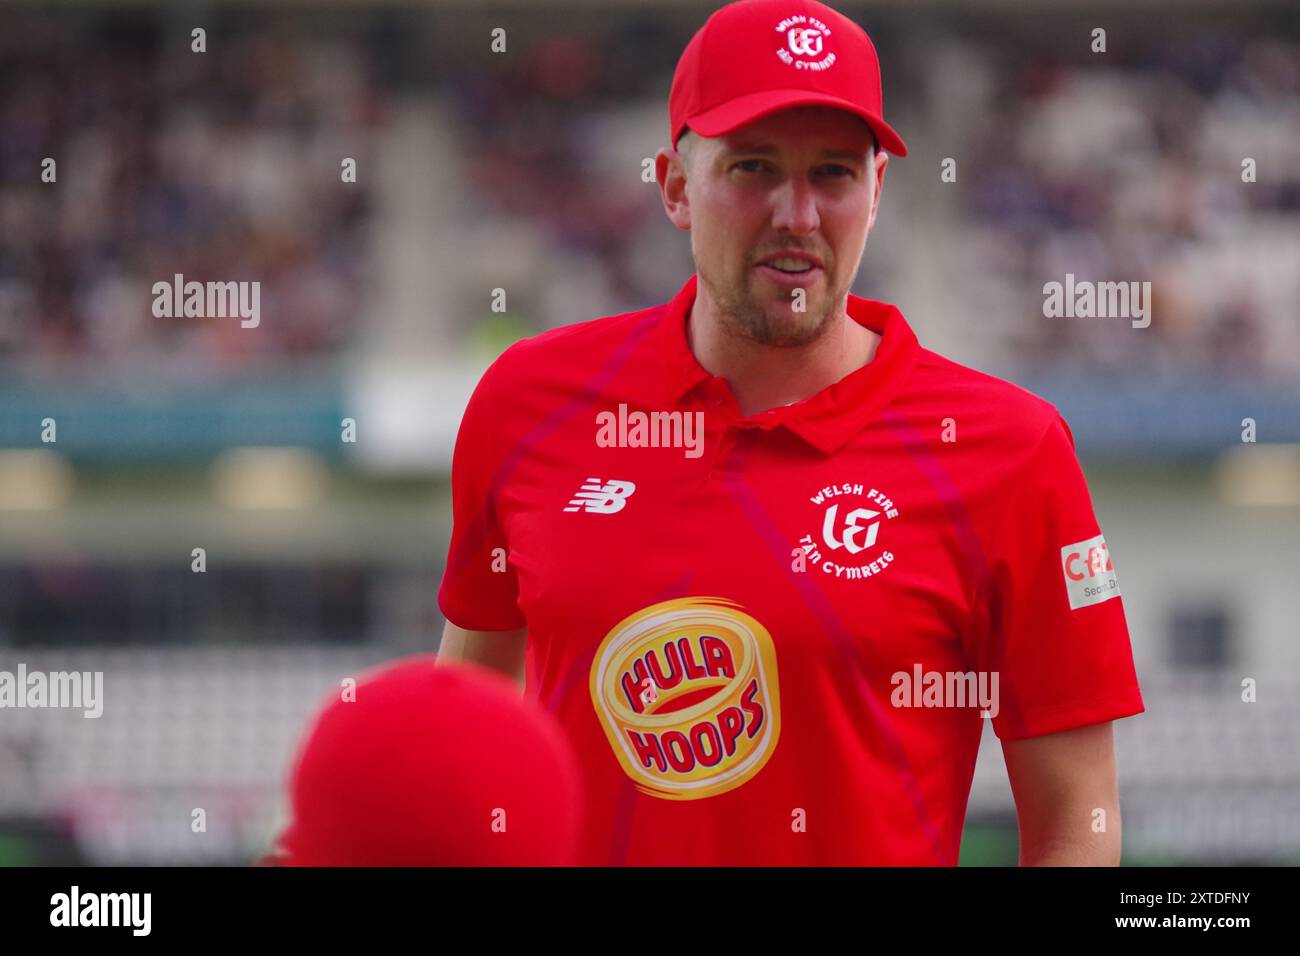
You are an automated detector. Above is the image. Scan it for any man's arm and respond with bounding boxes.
[1001,721,1122,866]
[437,620,528,688]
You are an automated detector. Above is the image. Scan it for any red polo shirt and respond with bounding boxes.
[438,273,1144,866]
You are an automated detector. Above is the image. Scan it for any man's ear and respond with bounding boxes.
[656,147,692,232]
[867,148,889,232]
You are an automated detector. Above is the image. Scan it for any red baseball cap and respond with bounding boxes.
[670,0,907,157]
[263,657,583,867]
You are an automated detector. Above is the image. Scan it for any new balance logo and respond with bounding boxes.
[565,478,637,514]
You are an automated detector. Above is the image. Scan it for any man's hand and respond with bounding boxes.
[437,620,528,689]
[1002,721,1122,865]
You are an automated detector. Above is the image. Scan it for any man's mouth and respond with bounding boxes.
[761,257,817,274]
[754,252,825,283]
[755,256,824,288]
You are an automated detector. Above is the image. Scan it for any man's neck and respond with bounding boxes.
[686,291,882,418]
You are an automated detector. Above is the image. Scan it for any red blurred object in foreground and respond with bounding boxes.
[262,656,582,866]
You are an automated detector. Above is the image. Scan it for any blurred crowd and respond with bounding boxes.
[963,32,1300,382]
[0,14,383,377]
[1,9,1296,382]
[446,21,687,316]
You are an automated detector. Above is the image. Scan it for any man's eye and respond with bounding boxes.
[731,161,854,177]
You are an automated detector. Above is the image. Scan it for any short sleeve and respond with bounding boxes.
[437,353,528,632]
[966,412,1144,741]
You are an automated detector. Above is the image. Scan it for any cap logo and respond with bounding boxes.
[775,15,836,71]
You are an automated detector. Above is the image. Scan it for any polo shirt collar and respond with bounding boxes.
[650,273,920,456]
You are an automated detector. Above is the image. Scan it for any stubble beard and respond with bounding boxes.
[701,264,845,348]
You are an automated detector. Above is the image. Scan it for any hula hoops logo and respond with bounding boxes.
[589,597,781,801]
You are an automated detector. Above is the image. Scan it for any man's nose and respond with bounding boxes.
[770,177,820,235]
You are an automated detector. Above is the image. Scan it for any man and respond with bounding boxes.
[438,0,1144,866]
[263,657,582,866]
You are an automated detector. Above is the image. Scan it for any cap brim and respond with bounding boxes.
[683,89,908,157]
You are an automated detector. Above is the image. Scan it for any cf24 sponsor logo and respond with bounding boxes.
[1065,543,1112,581]
[1060,533,1122,610]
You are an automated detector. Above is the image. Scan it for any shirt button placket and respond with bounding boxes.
[712,421,764,483]
[706,425,735,483]
[698,384,728,483]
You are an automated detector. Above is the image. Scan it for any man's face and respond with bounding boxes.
[660,105,888,347]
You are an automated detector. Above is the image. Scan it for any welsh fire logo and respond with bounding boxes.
[589,597,781,801]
